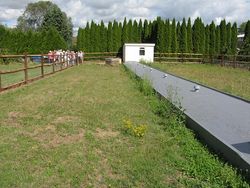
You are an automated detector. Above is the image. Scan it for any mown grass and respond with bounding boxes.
[0,62,59,88]
[149,63,250,100]
[0,64,249,187]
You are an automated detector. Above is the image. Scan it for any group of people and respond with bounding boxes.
[47,50,84,65]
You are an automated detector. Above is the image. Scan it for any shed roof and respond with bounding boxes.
[124,43,155,47]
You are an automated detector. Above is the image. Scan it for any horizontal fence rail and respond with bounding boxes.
[1,51,249,92]
[154,52,250,69]
[83,52,122,60]
[0,53,83,92]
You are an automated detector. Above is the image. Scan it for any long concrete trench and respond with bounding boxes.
[124,61,250,174]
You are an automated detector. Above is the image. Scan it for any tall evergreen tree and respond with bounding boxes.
[192,18,200,53]
[171,18,178,53]
[89,21,96,52]
[94,24,100,52]
[220,19,227,53]
[187,18,193,53]
[118,22,123,52]
[107,21,113,52]
[84,22,90,52]
[122,18,128,44]
[76,27,83,50]
[165,19,171,52]
[81,29,85,50]
[143,19,150,42]
[205,25,210,54]
[242,20,250,54]
[138,19,143,43]
[132,20,139,42]
[176,21,181,52]
[226,23,232,54]
[215,26,221,54]
[42,27,67,51]
[231,22,237,54]
[209,21,216,55]
[112,20,119,52]
[151,20,158,44]
[41,4,73,44]
[200,20,205,54]
[100,21,107,52]
[156,17,165,52]
[244,20,250,41]
[127,19,133,42]
[179,18,187,53]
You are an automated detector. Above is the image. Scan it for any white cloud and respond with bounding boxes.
[0,0,249,30]
[0,8,23,25]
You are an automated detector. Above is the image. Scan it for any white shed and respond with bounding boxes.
[123,43,155,63]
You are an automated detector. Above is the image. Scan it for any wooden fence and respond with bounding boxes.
[84,52,122,60]
[0,53,82,92]
[154,52,250,69]
[1,51,249,92]
[0,52,122,92]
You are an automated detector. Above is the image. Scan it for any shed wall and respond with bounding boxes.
[123,44,154,62]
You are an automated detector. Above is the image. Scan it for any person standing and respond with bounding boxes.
[78,51,83,64]
[48,51,53,63]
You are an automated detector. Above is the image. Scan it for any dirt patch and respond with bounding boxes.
[3,111,25,127]
[22,124,84,148]
[164,171,184,186]
[94,128,119,139]
[92,151,124,187]
[8,111,24,119]
[53,116,78,124]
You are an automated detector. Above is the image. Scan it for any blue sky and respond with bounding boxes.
[0,0,249,30]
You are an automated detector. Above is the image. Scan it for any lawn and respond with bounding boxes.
[149,63,250,100]
[0,62,60,88]
[0,64,249,187]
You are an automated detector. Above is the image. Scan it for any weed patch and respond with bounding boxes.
[123,119,147,137]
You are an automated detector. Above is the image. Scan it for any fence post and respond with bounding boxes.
[52,58,55,73]
[0,71,2,92]
[67,54,69,68]
[24,53,28,83]
[60,54,63,70]
[211,54,214,64]
[221,54,224,67]
[233,55,236,68]
[41,55,44,77]
[76,53,79,66]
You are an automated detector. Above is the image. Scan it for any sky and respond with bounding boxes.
[0,0,249,34]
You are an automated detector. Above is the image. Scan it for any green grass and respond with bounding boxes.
[0,62,59,88]
[0,64,249,187]
[149,63,250,100]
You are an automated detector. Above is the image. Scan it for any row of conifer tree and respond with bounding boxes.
[0,26,67,54]
[77,17,238,55]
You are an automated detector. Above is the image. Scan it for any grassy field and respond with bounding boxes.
[0,62,60,88]
[149,63,250,100]
[0,64,249,187]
